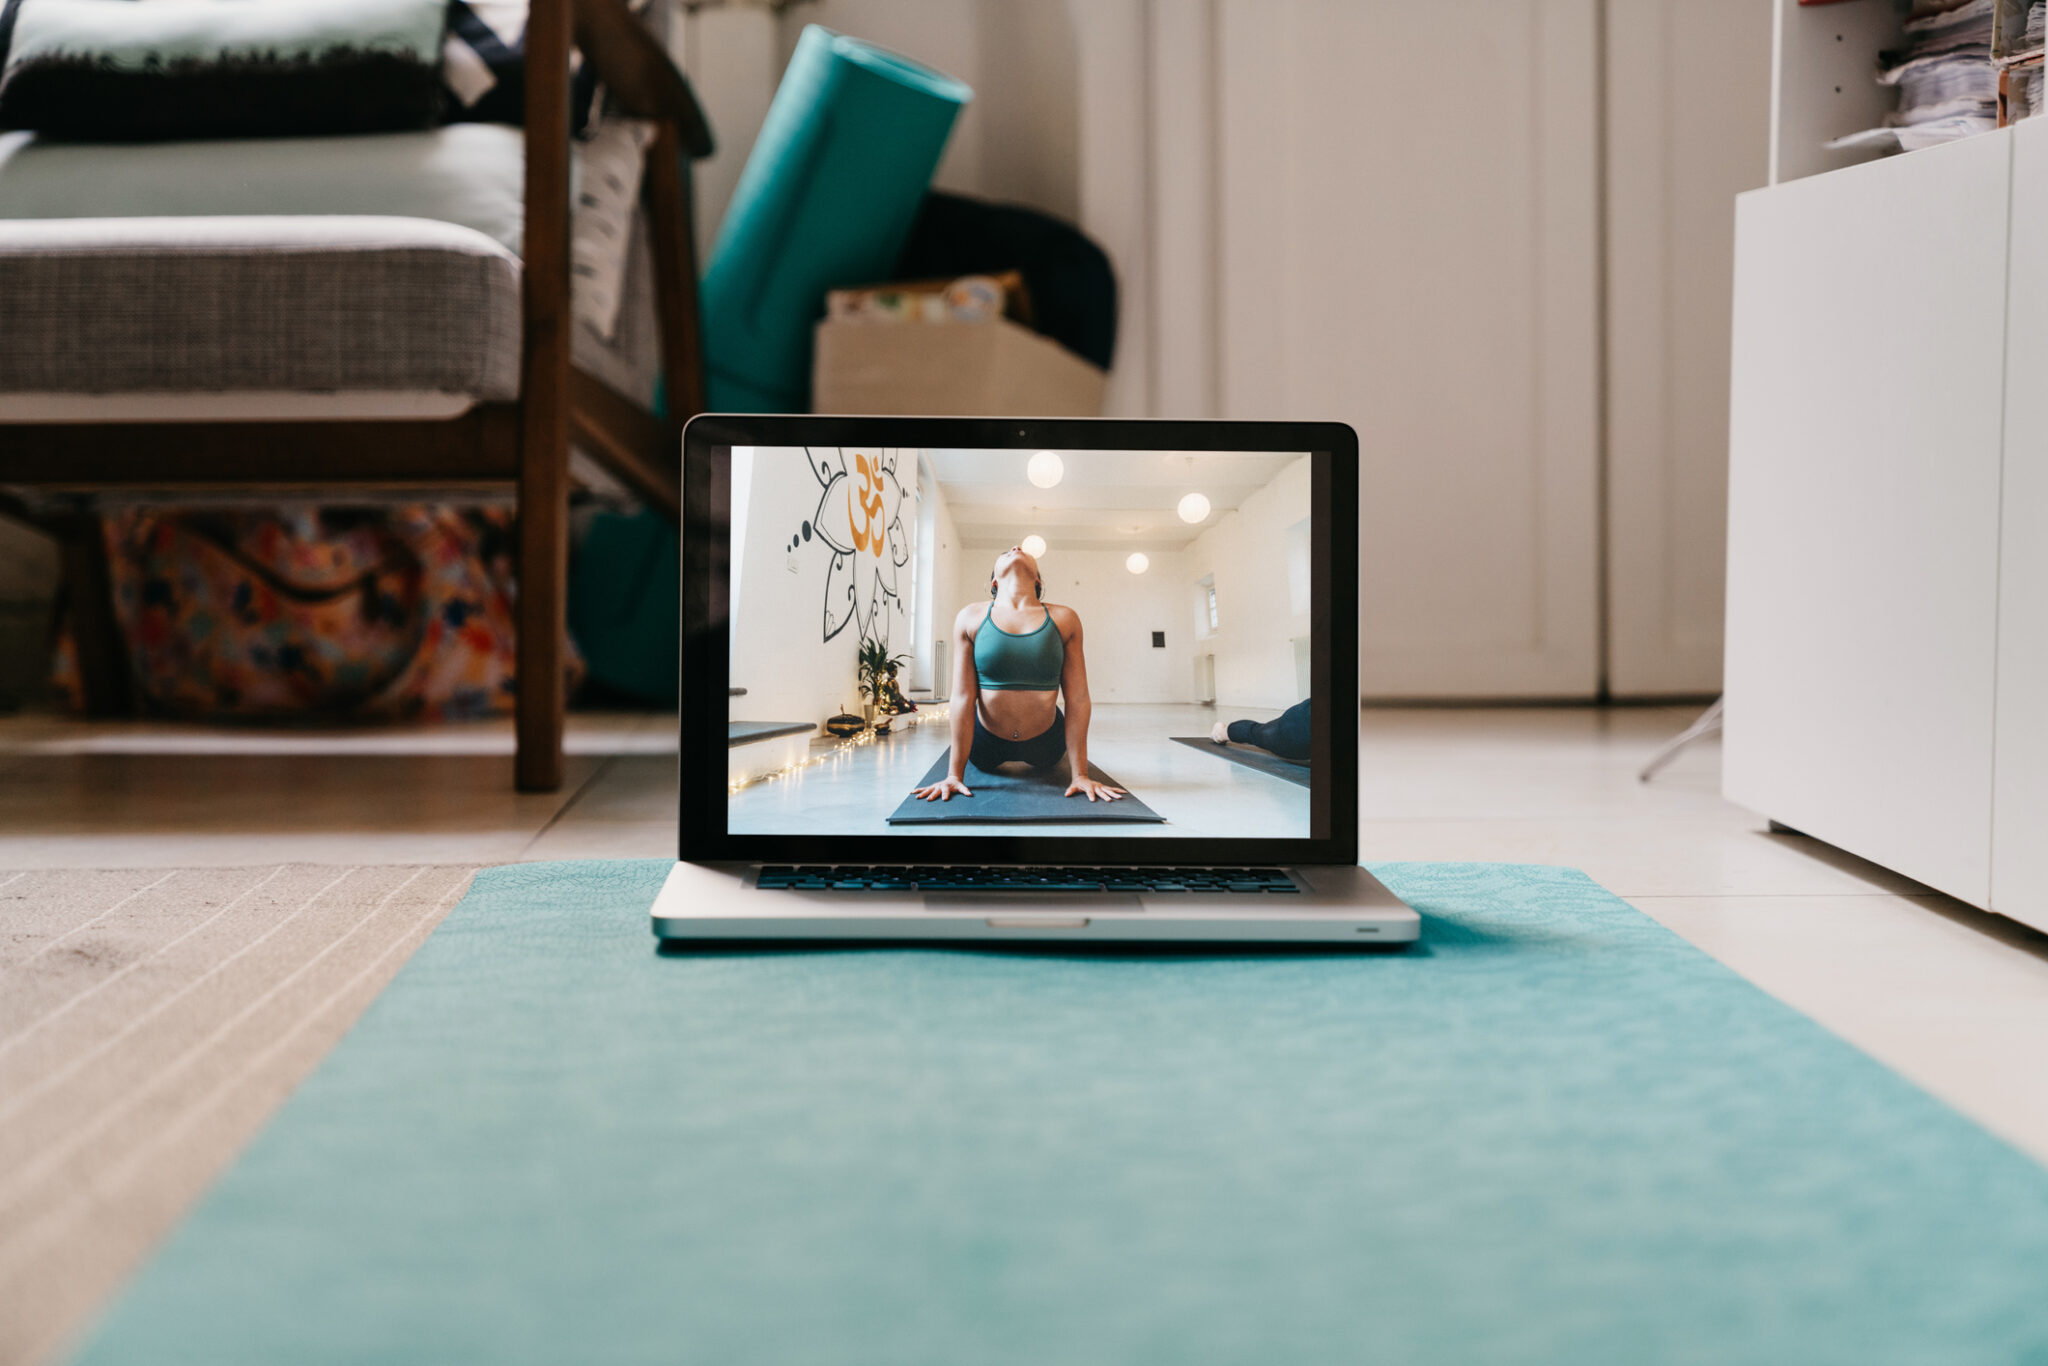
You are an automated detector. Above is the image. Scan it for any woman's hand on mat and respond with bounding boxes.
[1065,776,1126,802]
[913,775,974,802]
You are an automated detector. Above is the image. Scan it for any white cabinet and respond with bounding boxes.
[1995,120,2048,932]
[1725,134,2010,906]
[1729,6,2048,926]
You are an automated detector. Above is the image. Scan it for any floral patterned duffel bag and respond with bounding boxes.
[57,505,579,720]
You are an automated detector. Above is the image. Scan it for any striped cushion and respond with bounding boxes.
[0,216,525,399]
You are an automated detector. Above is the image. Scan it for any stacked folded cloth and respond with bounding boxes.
[2020,0,2047,124]
[1829,0,1997,153]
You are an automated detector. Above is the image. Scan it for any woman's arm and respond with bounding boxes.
[1056,608,1124,802]
[913,606,981,801]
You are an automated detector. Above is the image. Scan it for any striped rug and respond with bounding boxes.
[0,864,479,1366]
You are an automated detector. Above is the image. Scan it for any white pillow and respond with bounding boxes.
[571,116,655,341]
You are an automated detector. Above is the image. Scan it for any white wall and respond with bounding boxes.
[684,0,1761,701]
[677,1,1083,260]
[1036,549,1190,705]
[1183,457,1311,712]
[1604,0,1773,695]
[912,464,965,694]
[728,447,915,728]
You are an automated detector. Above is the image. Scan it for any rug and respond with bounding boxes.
[54,860,2048,1365]
[0,864,479,1366]
[886,751,1165,824]
[1169,734,1312,787]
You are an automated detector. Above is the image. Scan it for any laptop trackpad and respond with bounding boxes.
[923,892,1143,913]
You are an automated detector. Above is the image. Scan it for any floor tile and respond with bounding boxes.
[520,820,677,862]
[0,711,673,757]
[555,755,678,823]
[0,750,601,869]
[1636,892,2048,1165]
[1360,818,1930,899]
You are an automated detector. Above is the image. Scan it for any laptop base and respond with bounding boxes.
[651,861,1421,945]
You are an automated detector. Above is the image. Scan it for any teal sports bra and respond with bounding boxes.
[974,605,1065,691]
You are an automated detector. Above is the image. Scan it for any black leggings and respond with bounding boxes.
[1226,699,1312,762]
[970,708,1066,771]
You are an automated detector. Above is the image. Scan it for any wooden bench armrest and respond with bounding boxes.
[574,0,714,157]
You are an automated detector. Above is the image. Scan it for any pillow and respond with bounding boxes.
[441,0,600,133]
[0,0,449,141]
[570,116,654,339]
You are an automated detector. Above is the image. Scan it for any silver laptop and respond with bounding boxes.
[650,415,1418,945]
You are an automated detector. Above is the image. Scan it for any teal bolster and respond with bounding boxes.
[974,607,1063,691]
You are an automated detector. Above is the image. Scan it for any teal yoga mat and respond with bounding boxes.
[699,26,971,413]
[68,861,2048,1365]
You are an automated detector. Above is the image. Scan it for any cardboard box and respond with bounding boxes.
[812,318,1106,416]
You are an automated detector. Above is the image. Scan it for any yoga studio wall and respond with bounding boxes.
[1185,456,1312,711]
[728,446,919,726]
[724,446,1317,841]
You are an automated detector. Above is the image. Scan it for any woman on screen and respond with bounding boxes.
[911,545,1125,804]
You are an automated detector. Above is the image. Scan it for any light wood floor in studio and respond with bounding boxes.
[3,703,2047,1165]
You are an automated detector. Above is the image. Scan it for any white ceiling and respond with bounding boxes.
[928,448,1305,551]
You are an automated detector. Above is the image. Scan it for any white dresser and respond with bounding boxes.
[1726,0,2048,930]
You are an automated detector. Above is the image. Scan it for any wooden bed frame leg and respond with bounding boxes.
[516,0,575,794]
[57,513,134,718]
[514,442,569,793]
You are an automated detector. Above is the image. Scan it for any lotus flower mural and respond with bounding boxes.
[799,447,910,649]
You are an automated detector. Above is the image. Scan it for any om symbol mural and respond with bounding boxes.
[801,447,909,649]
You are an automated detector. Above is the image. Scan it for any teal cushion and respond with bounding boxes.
[569,507,680,705]
[0,0,449,141]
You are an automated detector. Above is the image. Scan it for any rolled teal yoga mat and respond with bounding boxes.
[69,862,2048,1365]
[699,26,971,413]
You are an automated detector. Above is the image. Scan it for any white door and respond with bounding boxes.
[1724,132,2010,906]
[1215,0,1602,698]
[1604,0,1774,696]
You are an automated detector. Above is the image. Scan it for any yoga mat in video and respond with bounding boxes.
[724,446,1317,839]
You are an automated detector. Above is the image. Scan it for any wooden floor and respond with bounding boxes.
[2,703,2047,1167]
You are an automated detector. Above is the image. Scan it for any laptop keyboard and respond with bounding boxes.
[754,866,1300,894]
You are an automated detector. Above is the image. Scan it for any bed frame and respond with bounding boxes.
[0,0,711,792]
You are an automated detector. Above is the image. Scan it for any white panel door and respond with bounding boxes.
[1216,0,1601,698]
[1604,0,1773,696]
[1724,134,2011,906]
[1995,119,2048,933]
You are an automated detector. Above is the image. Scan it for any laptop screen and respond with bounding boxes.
[688,422,1355,863]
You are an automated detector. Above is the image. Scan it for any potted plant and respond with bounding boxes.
[856,639,910,731]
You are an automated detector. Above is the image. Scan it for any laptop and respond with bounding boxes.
[650,415,1419,945]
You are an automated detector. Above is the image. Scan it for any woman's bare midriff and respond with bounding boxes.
[977,688,1059,740]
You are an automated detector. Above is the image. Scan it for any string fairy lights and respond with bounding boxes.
[726,706,952,796]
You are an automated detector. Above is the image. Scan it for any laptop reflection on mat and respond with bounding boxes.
[650,415,1418,945]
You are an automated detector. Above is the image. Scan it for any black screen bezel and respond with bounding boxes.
[680,415,1359,867]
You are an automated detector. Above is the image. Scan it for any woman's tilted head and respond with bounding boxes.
[990,546,1043,600]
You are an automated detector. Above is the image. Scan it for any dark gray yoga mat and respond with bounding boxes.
[1170,735,1312,787]
[886,750,1165,824]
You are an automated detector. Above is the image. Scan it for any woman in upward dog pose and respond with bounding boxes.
[911,544,1125,803]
